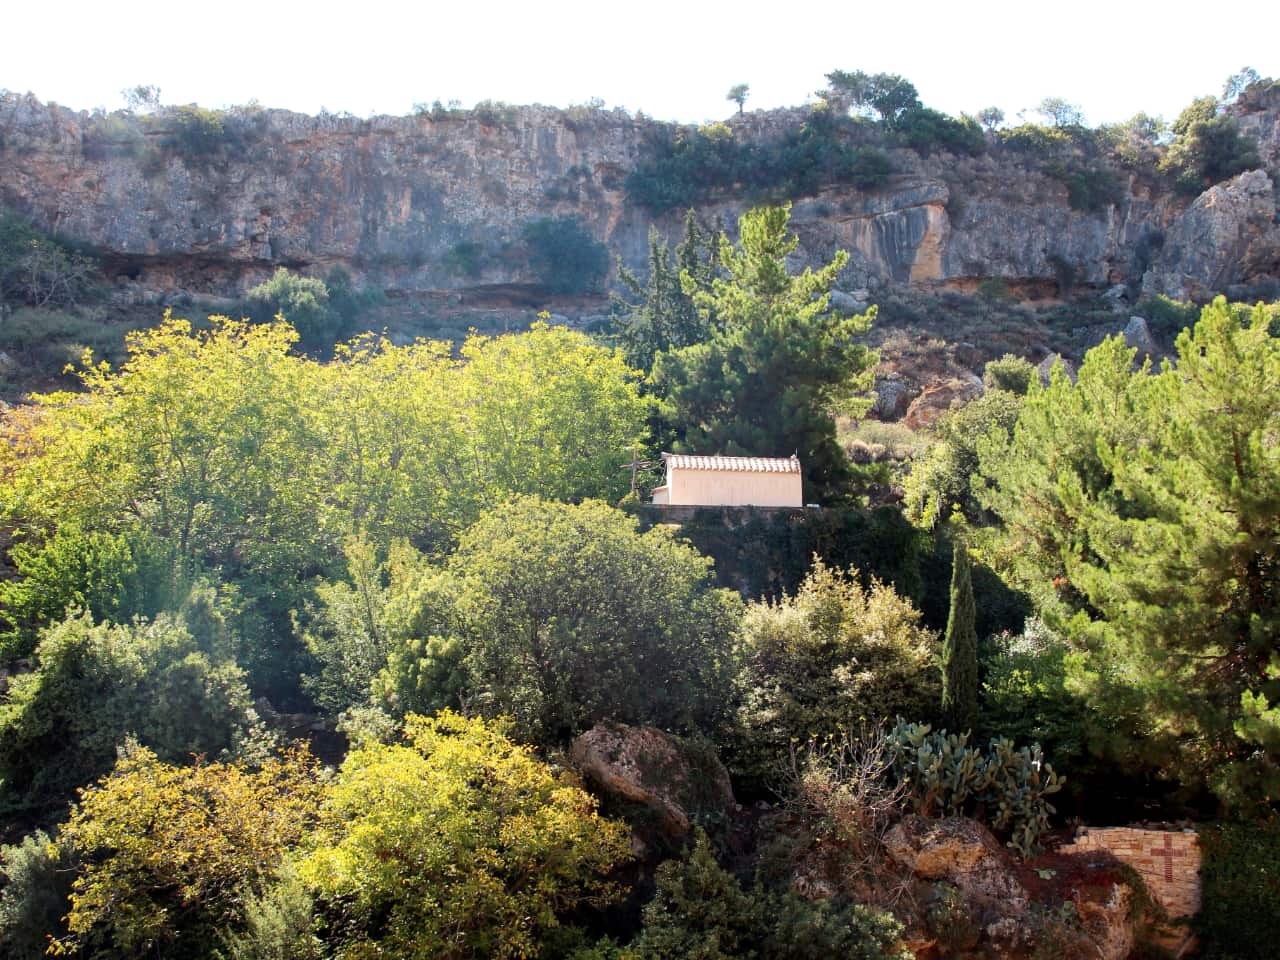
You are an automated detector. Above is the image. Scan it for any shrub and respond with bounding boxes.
[1135,294,1200,339]
[0,609,266,816]
[1196,819,1280,959]
[625,114,893,213]
[0,523,179,659]
[893,106,985,156]
[1046,161,1125,212]
[521,216,610,294]
[438,497,743,745]
[442,239,485,278]
[978,619,1090,793]
[161,104,229,156]
[300,711,631,960]
[633,830,909,960]
[57,746,320,959]
[0,830,75,960]
[245,267,344,351]
[982,353,1035,394]
[471,99,517,126]
[733,560,940,785]
[0,210,96,309]
[1160,96,1260,194]
[216,867,324,960]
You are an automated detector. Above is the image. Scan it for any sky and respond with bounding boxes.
[5,1,1277,127]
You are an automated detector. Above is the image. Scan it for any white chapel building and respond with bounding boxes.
[650,453,803,508]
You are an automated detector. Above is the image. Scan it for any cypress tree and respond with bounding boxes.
[942,541,978,733]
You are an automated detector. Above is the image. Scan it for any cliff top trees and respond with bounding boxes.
[653,204,876,501]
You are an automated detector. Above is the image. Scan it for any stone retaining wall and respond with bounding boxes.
[1060,826,1200,918]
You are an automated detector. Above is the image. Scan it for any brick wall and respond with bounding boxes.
[1060,826,1200,919]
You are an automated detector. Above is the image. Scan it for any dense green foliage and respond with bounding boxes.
[903,389,1024,528]
[301,711,630,960]
[1160,95,1261,194]
[0,830,75,960]
[0,523,177,658]
[1196,818,1280,959]
[941,543,978,733]
[246,267,338,351]
[633,831,909,960]
[429,497,744,744]
[522,216,611,294]
[654,205,876,501]
[734,560,939,784]
[978,620,1093,804]
[625,114,892,213]
[0,607,264,816]
[611,211,719,371]
[0,317,648,702]
[977,298,1280,808]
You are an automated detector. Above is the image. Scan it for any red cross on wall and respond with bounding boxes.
[1150,833,1185,882]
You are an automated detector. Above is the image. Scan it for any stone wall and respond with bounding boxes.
[1060,826,1200,919]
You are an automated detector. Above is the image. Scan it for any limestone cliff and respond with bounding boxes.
[1,91,1277,307]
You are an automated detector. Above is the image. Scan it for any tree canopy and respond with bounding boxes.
[424,497,744,744]
[976,298,1280,808]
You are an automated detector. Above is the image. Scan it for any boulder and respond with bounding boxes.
[1123,315,1159,360]
[570,723,735,840]
[1037,353,1077,386]
[901,374,984,429]
[884,815,1028,910]
[830,289,870,314]
[884,816,1140,959]
[871,373,918,420]
[1142,169,1280,301]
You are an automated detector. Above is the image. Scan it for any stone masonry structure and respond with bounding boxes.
[1060,826,1201,919]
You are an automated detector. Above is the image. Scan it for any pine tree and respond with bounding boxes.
[612,211,719,372]
[652,204,876,501]
[942,541,978,733]
[976,298,1280,807]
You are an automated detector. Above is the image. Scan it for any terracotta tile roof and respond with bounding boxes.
[662,453,801,473]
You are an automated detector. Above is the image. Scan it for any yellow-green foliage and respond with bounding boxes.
[299,711,631,960]
[1,316,648,556]
[54,747,320,958]
[734,559,939,783]
[0,315,650,688]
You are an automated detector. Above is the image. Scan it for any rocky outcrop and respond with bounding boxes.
[884,816,1141,960]
[3,92,1278,308]
[570,723,735,840]
[901,374,984,429]
[1142,169,1280,300]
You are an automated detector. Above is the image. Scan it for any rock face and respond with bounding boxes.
[2,91,1277,306]
[570,723,735,840]
[1142,169,1280,300]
